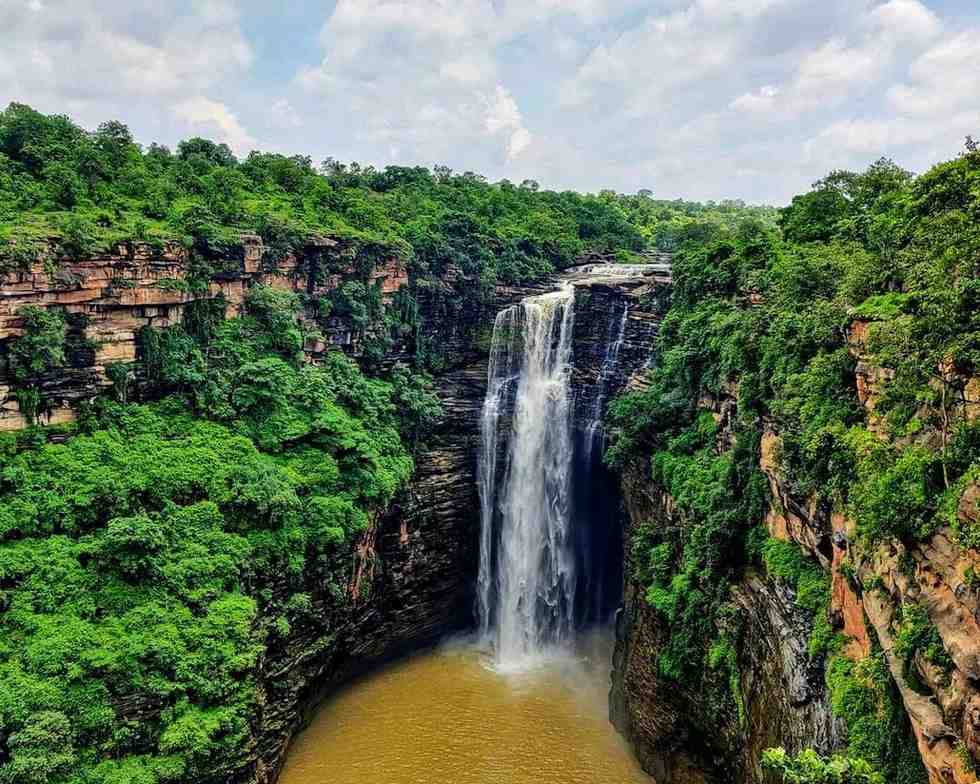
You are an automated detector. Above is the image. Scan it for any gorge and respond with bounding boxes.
[281,264,665,784]
[1,102,980,784]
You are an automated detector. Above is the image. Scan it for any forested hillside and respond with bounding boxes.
[608,144,980,782]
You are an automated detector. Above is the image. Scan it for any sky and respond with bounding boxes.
[1,0,978,205]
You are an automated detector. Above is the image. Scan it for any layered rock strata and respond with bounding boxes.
[0,235,407,429]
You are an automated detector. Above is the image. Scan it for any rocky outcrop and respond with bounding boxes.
[732,573,843,779]
[756,429,980,784]
[567,268,667,426]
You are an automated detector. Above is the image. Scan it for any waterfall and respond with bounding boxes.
[477,286,577,668]
[477,304,520,642]
[583,299,630,464]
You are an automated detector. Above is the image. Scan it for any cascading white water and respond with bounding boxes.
[477,304,520,642]
[477,287,577,669]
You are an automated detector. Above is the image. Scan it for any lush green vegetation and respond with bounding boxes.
[614,192,778,251]
[762,747,885,784]
[824,652,927,783]
[0,102,648,285]
[607,145,980,780]
[0,278,428,781]
[2,101,976,782]
[0,103,689,783]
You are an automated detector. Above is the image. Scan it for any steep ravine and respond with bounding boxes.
[0,237,668,782]
[253,264,672,782]
[9,236,973,784]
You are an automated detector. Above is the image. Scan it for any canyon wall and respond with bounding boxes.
[610,457,843,784]
[609,318,980,784]
[0,235,407,430]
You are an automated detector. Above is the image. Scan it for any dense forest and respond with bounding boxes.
[0,103,774,280]
[608,143,980,782]
[1,101,977,784]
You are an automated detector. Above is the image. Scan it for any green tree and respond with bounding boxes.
[7,305,66,381]
[762,748,885,784]
[0,711,76,784]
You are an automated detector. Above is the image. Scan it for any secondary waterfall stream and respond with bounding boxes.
[477,287,577,668]
[584,298,629,464]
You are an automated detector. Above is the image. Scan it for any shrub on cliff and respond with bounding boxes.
[7,305,66,382]
[762,747,885,784]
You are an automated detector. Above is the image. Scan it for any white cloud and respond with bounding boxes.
[484,86,533,159]
[556,0,811,121]
[887,29,980,115]
[730,85,781,113]
[731,0,941,118]
[867,0,942,46]
[0,0,976,204]
[270,99,304,129]
[296,0,549,165]
[0,0,254,143]
[804,26,980,168]
[173,96,257,156]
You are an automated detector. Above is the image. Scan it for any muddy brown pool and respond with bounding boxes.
[278,636,649,784]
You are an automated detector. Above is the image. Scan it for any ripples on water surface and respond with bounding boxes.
[279,632,649,784]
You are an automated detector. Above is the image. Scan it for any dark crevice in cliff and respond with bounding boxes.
[571,428,626,630]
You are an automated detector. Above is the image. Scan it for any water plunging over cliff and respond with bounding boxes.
[583,299,629,464]
[478,287,577,668]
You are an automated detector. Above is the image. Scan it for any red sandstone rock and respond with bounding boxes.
[0,235,411,430]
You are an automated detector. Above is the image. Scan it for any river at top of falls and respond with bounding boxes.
[478,286,577,671]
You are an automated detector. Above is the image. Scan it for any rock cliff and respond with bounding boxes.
[0,235,408,429]
[609,314,980,784]
[610,461,843,784]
